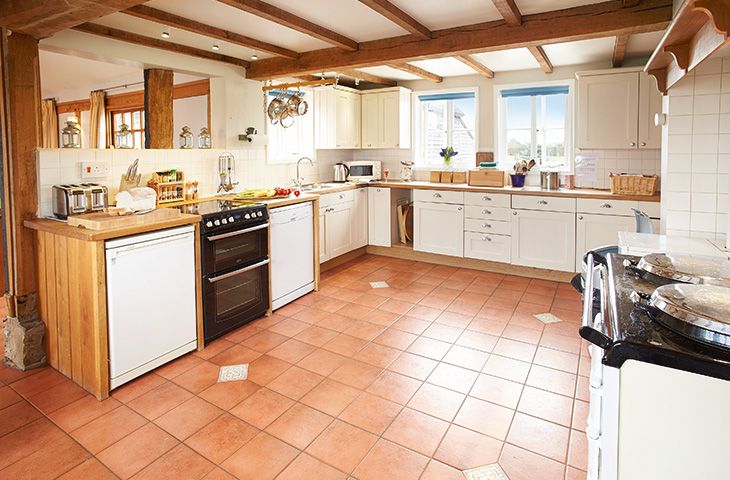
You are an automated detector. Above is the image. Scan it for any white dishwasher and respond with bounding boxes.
[106,225,197,389]
[270,202,315,310]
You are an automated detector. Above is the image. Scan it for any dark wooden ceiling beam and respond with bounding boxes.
[358,0,431,39]
[72,23,250,68]
[124,5,299,59]
[245,0,672,80]
[339,69,397,86]
[528,45,553,73]
[623,0,641,6]
[613,33,630,67]
[389,62,443,83]
[491,0,522,26]
[0,0,148,38]
[215,0,358,51]
[455,55,494,78]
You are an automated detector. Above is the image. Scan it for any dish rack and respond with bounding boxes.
[147,170,186,204]
[609,173,658,196]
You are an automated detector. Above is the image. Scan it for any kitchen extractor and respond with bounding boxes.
[270,202,314,310]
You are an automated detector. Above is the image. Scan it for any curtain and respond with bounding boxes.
[88,90,106,149]
[40,99,58,148]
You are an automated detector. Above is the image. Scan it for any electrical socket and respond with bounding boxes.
[81,162,109,179]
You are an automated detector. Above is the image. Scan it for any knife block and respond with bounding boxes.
[118,173,141,193]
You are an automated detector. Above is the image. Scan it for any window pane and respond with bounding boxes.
[423,100,447,165]
[132,111,141,130]
[544,94,566,129]
[543,129,566,168]
[505,96,531,129]
[123,112,131,126]
[506,129,532,163]
[133,132,142,149]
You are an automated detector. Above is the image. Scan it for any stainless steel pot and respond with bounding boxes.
[540,171,559,190]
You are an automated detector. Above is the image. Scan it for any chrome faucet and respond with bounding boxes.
[294,156,314,188]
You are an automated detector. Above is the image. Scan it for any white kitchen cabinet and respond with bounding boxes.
[352,187,368,249]
[361,87,411,149]
[576,69,660,150]
[414,202,464,257]
[464,232,511,263]
[320,201,354,262]
[319,206,328,262]
[315,86,361,149]
[511,209,576,272]
[576,213,635,270]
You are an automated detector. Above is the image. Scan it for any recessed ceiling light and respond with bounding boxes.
[161,31,170,39]
[251,54,258,60]
[212,44,220,51]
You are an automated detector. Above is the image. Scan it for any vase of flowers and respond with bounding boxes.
[440,147,458,169]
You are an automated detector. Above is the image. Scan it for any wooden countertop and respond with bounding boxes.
[24,210,201,241]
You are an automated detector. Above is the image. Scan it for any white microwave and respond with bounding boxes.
[346,161,382,181]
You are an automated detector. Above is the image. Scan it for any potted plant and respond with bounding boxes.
[510,159,536,188]
[439,147,458,169]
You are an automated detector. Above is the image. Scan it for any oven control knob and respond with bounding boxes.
[257,211,263,217]
[213,220,221,226]
[205,221,213,228]
[228,216,235,223]
[221,218,228,224]
[244,213,251,219]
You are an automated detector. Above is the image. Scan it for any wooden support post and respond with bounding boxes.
[1,29,45,370]
[143,68,173,149]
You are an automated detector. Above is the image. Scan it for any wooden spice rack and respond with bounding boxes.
[148,170,186,205]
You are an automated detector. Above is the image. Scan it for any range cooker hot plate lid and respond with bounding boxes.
[637,253,730,287]
[650,284,730,348]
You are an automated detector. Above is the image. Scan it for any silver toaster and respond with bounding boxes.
[52,183,108,219]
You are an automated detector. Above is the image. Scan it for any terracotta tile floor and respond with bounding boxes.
[0,254,590,480]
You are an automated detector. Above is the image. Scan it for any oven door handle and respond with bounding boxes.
[207,258,270,283]
[579,253,613,349]
[206,222,269,241]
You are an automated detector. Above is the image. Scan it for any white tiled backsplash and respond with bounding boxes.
[36,147,324,217]
[574,148,661,190]
[661,56,730,241]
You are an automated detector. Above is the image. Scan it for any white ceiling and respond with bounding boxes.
[43,0,667,83]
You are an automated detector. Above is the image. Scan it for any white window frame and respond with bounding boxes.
[412,87,479,170]
[494,79,574,172]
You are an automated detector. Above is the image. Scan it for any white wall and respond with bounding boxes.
[173,95,209,146]
[661,57,730,240]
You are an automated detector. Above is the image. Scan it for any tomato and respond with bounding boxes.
[294,190,301,197]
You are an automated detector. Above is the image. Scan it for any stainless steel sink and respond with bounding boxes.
[300,182,352,191]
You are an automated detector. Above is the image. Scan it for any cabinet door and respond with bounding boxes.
[511,209,576,272]
[368,187,391,247]
[414,202,464,257]
[335,92,352,148]
[353,188,368,248]
[638,73,662,149]
[328,202,354,258]
[577,72,639,149]
[351,94,361,148]
[576,213,634,271]
[379,92,402,148]
[319,207,329,263]
[361,94,379,148]
[315,89,336,149]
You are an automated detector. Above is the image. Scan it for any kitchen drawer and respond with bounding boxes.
[464,192,510,208]
[319,190,354,208]
[512,195,576,213]
[413,189,464,205]
[464,232,511,263]
[577,198,637,216]
[464,218,511,235]
[464,205,511,222]
[638,200,660,218]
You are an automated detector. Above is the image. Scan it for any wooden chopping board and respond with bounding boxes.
[67,208,182,230]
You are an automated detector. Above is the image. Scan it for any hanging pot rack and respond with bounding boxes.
[261,77,337,92]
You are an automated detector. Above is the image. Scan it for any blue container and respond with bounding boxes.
[510,174,526,187]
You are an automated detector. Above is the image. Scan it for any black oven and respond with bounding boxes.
[196,203,271,343]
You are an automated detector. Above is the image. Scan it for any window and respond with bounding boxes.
[266,89,314,164]
[497,84,572,170]
[109,109,145,149]
[415,91,477,168]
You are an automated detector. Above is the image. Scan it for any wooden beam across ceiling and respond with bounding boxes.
[245,0,673,80]
[358,0,432,39]
[124,5,299,59]
[339,69,397,86]
[216,0,358,51]
[72,23,250,68]
[613,33,630,67]
[389,63,443,83]
[491,0,522,26]
[455,55,494,78]
[623,0,642,6]
[528,45,553,73]
[0,0,148,38]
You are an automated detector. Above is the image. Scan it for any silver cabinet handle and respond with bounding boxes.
[537,200,548,205]
[208,259,270,283]
[482,196,492,201]
[482,236,492,242]
[457,207,462,211]
[339,194,344,199]
[513,211,518,216]
[206,222,269,241]
[433,193,442,198]
[482,209,491,215]
[640,142,646,147]
[600,203,612,208]
[483,223,492,228]
[630,142,636,147]
[578,215,584,220]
